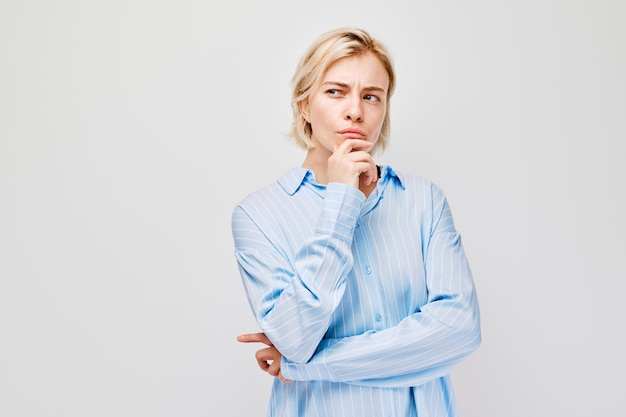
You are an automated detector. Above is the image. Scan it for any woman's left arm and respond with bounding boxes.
[279,195,481,387]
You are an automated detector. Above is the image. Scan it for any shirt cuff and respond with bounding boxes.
[315,183,365,242]
[280,354,338,382]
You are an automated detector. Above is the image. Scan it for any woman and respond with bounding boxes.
[232,26,481,417]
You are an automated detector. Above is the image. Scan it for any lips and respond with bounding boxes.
[339,128,366,138]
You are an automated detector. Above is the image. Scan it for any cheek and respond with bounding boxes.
[368,109,386,128]
[309,105,332,128]
[369,114,386,141]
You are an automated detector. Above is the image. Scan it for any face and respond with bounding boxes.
[301,52,389,154]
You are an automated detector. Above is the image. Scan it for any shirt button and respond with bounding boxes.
[375,314,382,322]
[365,266,372,274]
[355,222,360,228]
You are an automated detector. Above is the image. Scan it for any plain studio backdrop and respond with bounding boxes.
[1,1,624,416]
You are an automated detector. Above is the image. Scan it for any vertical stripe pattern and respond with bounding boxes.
[232,166,481,417]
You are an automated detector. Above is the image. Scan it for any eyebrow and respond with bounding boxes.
[321,81,387,94]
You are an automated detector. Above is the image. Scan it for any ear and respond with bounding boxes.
[298,100,311,123]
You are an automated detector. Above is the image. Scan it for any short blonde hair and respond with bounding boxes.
[287,27,396,155]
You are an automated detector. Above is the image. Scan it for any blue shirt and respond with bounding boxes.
[232,165,481,417]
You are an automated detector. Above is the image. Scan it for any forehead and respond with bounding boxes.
[322,52,389,90]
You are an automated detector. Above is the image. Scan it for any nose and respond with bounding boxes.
[344,97,363,122]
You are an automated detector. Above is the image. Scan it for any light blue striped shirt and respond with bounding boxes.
[232,165,481,417]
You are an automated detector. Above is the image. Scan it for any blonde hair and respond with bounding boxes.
[287,27,396,155]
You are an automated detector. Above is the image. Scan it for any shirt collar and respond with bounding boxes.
[277,165,405,196]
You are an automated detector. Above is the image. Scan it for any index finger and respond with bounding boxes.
[335,139,373,154]
[237,332,273,346]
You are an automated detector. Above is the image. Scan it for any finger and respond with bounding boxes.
[335,139,373,155]
[278,372,293,383]
[350,159,376,176]
[365,161,378,184]
[267,360,281,377]
[360,163,378,186]
[345,151,376,172]
[255,348,273,371]
[344,151,376,167]
[348,153,376,176]
[257,359,270,372]
[237,332,273,346]
[255,347,275,361]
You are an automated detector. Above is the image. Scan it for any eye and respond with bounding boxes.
[326,88,343,97]
[363,94,380,102]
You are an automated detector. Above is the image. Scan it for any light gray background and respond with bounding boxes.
[1,1,624,416]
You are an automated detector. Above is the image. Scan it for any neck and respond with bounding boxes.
[301,148,331,184]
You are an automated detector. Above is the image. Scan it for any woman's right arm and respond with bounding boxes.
[231,183,365,363]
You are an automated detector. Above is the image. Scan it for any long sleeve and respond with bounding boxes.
[232,182,366,363]
[233,167,481,416]
[280,190,481,387]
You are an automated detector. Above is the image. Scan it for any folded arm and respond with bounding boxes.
[232,183,365,363]
[280,196,481,387]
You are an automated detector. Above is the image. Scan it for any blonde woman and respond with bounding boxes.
[232,26,481,417]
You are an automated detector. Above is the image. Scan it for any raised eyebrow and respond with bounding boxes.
[321,82,386,94]
[321,81,350,89]
[362,86,386,94]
